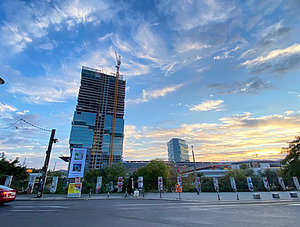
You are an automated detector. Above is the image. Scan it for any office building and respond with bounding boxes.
[167,138,190,162]
[69,66,125,169]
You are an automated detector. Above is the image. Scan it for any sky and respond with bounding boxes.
[1,0,300,170]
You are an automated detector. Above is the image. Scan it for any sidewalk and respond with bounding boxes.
[15,191,300,202]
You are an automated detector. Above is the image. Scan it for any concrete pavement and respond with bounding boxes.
[2,198,300,226]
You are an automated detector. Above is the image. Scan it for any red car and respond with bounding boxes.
[0,185,16,204]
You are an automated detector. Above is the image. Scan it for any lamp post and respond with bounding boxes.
[0,77,5,85]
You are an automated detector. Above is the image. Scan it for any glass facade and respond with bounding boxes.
[102,115,124,156]
[167,138,190,162]
[69,111,96,149]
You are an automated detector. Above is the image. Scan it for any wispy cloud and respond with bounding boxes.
[214,45,240,60]
[157,0,236,30]
[126,84,184,104]
[242,43,300,74]
[0,0,117,53]
[189,100,224,112]
[208,78,271,95]
[0,103,17,119]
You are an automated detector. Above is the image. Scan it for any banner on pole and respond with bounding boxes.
[247,177,254,192]
[196,177,201,192]
[67,183,82,198]
[262,177,270,191]
[68,148,87,178]
[138,176,143,190]
[278,177,286,191]
[96,176,102,193]
[27,176,36,194]
[50,176,58,193]
[293,177,300,191]
[117,177,123,192]
[230,177,237,192]
[158,177,163,191]
[4,176,13,187]
[177,176,182,191]
[213,177,219,192]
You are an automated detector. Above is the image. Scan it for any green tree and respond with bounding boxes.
[281,136,300,178]
[223,169,248,192]
[0,153,29,191]
[82,169,101,193]
[261,169,280,190]
[136,159,170,192]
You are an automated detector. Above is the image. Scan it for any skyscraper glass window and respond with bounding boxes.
[69,66,126,169]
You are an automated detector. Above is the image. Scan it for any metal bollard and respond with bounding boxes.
[253,193,261,199]
[290,192,298,198]
[272,193,280,199]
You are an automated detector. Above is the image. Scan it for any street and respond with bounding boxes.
[1,199,300,226]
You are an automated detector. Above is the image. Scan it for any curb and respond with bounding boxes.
[15,196,300,203]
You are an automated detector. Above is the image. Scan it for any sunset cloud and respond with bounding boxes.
[189,100,224,112]
[123,112,300,162]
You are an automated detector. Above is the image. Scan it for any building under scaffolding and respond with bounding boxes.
[69,66,126,170]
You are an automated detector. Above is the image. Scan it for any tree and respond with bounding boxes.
[0,153,29,190]
[136,159,170,192]
[82,169,101,193]
[281,136,300,178]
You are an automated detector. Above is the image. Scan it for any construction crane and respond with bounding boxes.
[109,51,121,167]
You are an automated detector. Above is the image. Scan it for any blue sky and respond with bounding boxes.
[1,0,300,170]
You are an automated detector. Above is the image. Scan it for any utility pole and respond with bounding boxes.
[191,145,199,195]
[37,129,56,198]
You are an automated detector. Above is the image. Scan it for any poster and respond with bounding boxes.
[117,177,123,192]
[4,176,13,187]
[196,177,201,192]
[67,183,82,198]
[230,177,237,192]
[138,176,143,191]
[278,177,286,191]
[247,177,254,192]
[50,176,58,193]
[68,148,87,178]
[293,177,300,191]
[158,177,163,191]
[213,177,219,192]
[262,177,270,191]
[96,176,102,193]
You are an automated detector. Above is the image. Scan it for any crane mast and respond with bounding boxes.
[108,52,121,167]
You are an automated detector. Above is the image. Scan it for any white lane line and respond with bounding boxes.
[115,203,177,206]
[13,205,69,209]
[288,204,300,206]
[11,210,57,212]
[10,210,34,212]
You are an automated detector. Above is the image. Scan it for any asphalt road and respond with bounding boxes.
[1,199,300,227]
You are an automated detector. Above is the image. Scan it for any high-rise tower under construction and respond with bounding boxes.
[69,66,126,169]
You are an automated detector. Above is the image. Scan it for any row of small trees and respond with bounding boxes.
[1,135,300,193]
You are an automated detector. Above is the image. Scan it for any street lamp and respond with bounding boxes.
[0,77,4,85]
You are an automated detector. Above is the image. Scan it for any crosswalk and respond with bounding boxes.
[7,204,69,212]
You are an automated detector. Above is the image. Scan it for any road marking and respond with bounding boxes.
[13,205,69,209]
[10,210,34,212]
[288,203,300,206]
[10,210,58,212]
